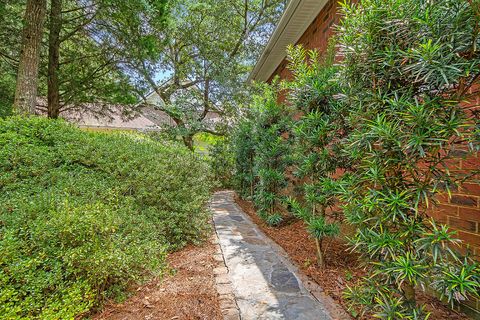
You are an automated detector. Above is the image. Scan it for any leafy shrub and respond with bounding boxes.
[232,82,291,223]
[265,213,283,226]
[232,120,256,199]
[337,0,480,317]
[208,137,235,188]
[251,82,292,221]
[283,45,349,268]
[0,116,213,319]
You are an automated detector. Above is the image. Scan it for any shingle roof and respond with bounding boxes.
[35,98,168,131]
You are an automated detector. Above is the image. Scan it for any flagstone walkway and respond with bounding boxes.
[211,191,340,320]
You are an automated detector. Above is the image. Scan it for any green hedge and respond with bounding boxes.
[0,116,213,319]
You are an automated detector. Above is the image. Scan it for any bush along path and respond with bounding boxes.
[0,117,214,319]
[210,191,349,320]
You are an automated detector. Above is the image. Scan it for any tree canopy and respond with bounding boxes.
[1,0,169,118]
[2,0,286,148]
[128,0,287,148]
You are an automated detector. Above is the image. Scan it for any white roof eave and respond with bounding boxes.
[248,0,329,82]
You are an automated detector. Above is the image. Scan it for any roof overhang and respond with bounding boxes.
[248,0,329,82]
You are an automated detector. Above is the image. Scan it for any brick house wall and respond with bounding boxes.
[430,88,480,258]
[263,0,480,315]
[268,0,342,83]
[268,0,480,259]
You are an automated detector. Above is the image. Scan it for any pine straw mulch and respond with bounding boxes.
[93,241,222,320]
[234,194,470,320]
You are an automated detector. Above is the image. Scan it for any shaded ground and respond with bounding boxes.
[235,194,470,320]
[93,242,222,320]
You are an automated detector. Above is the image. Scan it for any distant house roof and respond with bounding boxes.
[35,98,168,131]
[249,0,329,82]
[64,108,160,131]
[143,90,222,124]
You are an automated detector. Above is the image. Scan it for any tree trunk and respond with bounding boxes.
[315,238,325,268]
[47,0,62,119]
[313,204,325,268]
[13,0,47,114]
[182,135,194,151]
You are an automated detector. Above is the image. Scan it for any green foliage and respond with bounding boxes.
[0,1,21,117]
[307,216,340,239]
[0,116,213,319]
[252,82,291,220]
[232,46,345,258]
[231,82,291,223]
[265,213,284,227]
[1,0,168,118]
[281,45,347,267]
[337,0,480,316]
[208,137,235,188]
[232,119,256,199]
[132,0,287,148]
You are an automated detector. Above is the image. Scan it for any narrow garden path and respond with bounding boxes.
[211,191,340,320]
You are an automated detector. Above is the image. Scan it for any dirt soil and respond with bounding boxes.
[93,241,222,320]
[235,194,469,320]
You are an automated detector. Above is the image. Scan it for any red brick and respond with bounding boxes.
[435,193,451,204]
[461,183,480,196]
[459,207,480,221]
[448,216,477,233]
[473,247,480,259]
[455,243,473,257]
[268,0,341,82]
[458,231,480,247]
[451,195,478,207]
[427,209,448,224]
[433,204,459,216]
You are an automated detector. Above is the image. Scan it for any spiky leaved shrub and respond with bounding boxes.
[337,0,480,317]
[252,82,292,225]
[208,137,235,188]
[232,119,257,198]
[284,45,350,267]
[232,82,291,225]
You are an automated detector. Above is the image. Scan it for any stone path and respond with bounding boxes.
[210,191,336,320]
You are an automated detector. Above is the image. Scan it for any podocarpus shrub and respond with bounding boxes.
[208,137,235,188]
[232,119,256,199]
[337,0,480,317]
[251,82,292,225]
[0,116,213,319]
[283,45,351,268]
[232,82,292,225]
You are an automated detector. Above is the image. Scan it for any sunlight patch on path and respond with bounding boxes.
[211,191,332,320]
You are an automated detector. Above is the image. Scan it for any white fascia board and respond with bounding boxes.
[248,0,329,82]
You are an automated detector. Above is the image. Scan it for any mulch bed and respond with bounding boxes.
[93,241,222,320]
[235,194,470,320]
